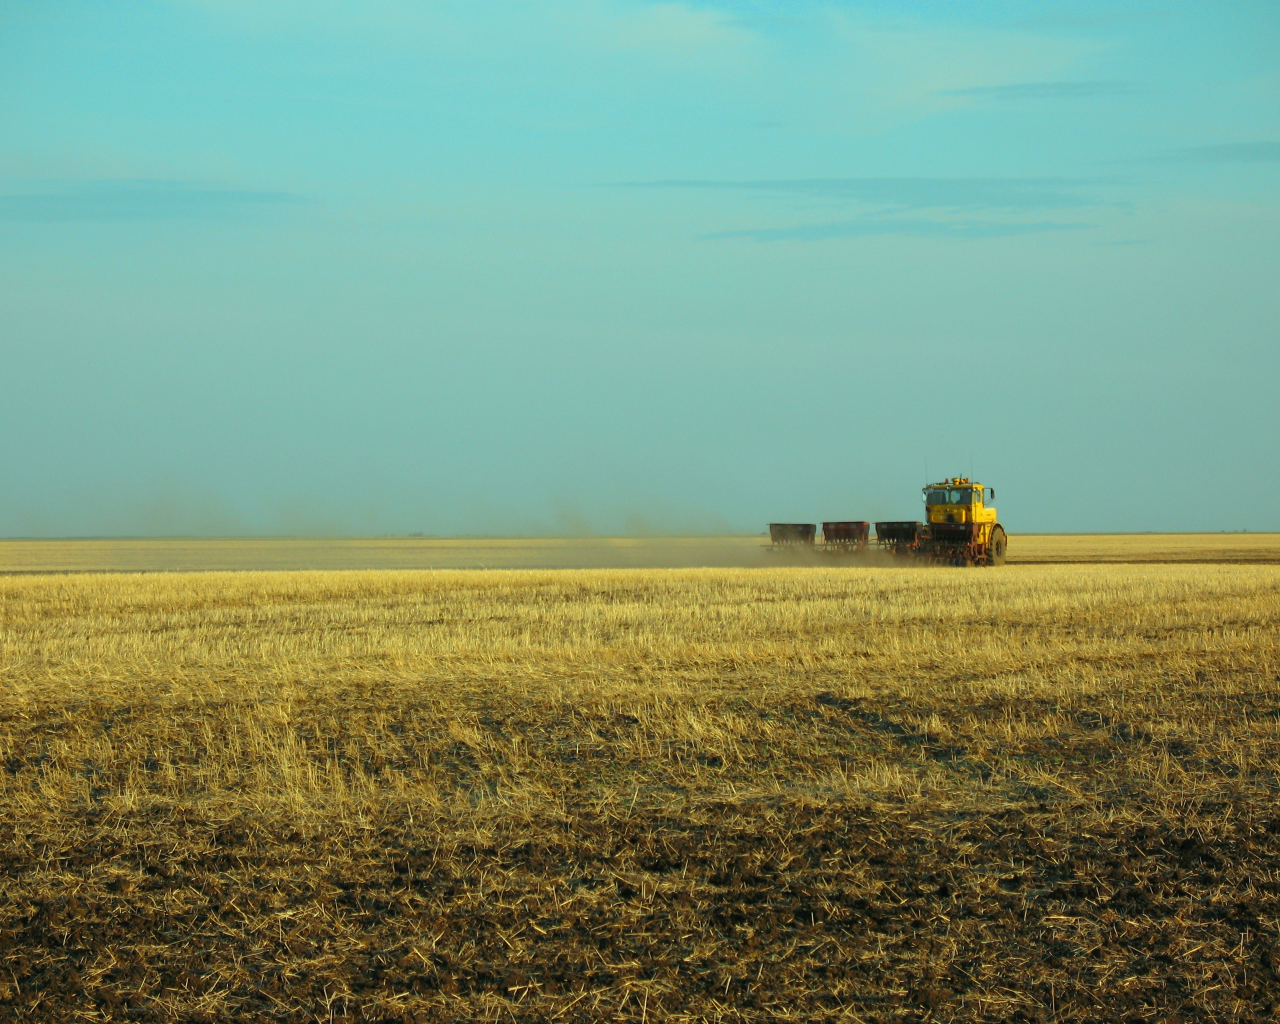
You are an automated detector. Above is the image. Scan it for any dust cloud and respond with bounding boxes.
[0,536,782,573]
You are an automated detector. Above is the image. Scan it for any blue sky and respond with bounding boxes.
[2,1,1277,535]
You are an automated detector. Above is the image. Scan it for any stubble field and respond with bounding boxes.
[1,532,1277,574]
[2,542,1280,1021]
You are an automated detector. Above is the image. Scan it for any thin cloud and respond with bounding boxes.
[941,81,1140,100]
[1167,142,1280,163]
[1011,11,1172,31]
[0,180,307,222]
[704,219,1088,243]
[615,177,1117,243]
[616,177,1117,213]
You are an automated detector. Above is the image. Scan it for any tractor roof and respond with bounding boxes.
[925,477,983,489]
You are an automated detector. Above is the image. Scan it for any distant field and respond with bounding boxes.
[1,531,1277,573]
[1010,532,1280,563]
[2,564,1279,1021]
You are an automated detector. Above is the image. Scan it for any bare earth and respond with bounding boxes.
[0,532,1277,573]
[2,555,1279,1021]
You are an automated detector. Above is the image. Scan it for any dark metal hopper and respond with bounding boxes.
[822,522,869,546]
[769,523,817,546]
[875,522,925,548]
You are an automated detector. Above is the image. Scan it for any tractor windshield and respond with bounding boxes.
[926,487,977,505]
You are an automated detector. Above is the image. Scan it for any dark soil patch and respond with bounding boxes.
[3,800,1278,1022]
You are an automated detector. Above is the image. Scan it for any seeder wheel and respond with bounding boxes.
[987,526,1007,566]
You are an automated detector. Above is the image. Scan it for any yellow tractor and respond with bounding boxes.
[875,478,1007,565]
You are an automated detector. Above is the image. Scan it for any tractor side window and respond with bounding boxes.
[926,489,948,505]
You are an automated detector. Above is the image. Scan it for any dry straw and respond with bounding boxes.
[1,563,1278,1021]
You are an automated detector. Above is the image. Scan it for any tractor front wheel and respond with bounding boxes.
[987,526,1007,566]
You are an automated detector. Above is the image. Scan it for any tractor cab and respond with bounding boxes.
[923,477,997,526]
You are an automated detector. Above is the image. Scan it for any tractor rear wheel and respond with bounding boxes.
[987,526,1007,566]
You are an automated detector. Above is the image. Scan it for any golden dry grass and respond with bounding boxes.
[2,564,1280,1022]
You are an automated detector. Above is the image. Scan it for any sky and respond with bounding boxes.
[1,0,1278,536]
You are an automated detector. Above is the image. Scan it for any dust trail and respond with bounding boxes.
[0,536,780,573]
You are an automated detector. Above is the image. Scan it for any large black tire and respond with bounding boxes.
[987,526,1007,566]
